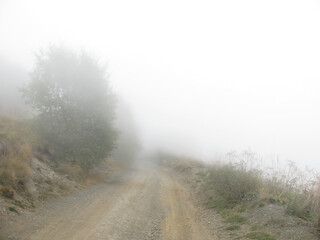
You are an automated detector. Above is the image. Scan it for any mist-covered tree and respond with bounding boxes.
[21,46,117,169]
[0,56,30,116]
[111,98,140,165]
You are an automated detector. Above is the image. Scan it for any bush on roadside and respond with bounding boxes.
[207,164,261,204]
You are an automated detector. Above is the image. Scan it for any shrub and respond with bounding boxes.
[8,206,19,214]
[0,158,31,189]
[286,193,312,220]
[21,46,118,170]
[1,186,14,199]
[207,164,261,203]
[0,169,15,186]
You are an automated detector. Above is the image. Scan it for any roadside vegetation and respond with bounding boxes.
[0,59,36,204]
[21,46,118,170]
[159,152,320,239]
[0,46,138,208]
[0,115,36,199]
[0,113,116,206]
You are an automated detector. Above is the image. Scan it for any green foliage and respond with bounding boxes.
[225,214,247,224]
[21,46,117,169]
[8,206,19,214]
[207,197,236,212]
[269,194,288,205]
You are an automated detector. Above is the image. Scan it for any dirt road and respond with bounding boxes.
[1,169,214,240]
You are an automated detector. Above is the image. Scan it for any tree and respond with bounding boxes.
[0,56,30,116]
[111,98,140,165]
[22,46,117,169]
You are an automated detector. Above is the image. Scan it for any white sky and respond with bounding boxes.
[1,0,320,169]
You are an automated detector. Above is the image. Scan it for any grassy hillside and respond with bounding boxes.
[0,114,120,208]
[0,115,36,199]
[160,155,320,238]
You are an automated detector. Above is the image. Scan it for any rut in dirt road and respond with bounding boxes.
[1,169,215,240]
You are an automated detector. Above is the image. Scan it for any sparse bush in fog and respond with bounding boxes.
[111,99,140,165]
[208,164,261,203]
[21,46,118,169]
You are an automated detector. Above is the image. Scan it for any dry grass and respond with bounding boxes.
[206,164,261,203]
[57,162,86,182]
[0,114,122,204]
[261,159,320,226]
[0,114,36,196]
[57,158,118,185]
[160,151,320,229]
[0,186,15,199]
[219,152,320,227]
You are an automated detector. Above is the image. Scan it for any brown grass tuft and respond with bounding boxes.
[0,114,35,195]
[0,186,15,199]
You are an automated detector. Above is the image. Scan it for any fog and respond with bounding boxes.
[1,0,320,170]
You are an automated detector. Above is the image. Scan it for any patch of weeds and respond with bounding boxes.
[38,193,48,201]
[259,202,265,207]
[286,193,312,220]
[245,232,276,240]
[58,182,70,193]
[45,179,52,184]
[207,164,261,203]
[265,218,286,227]
[269,194,288,205]
[207,197,236,211]
[237,205,246,213]
[250,224,260,231]
[226,225,241,231]
[249,198,266,209]
[219,209,233,218]
[206,199,215,209]
[225,214,247,224]
[206,197,236,219]
[8,206,19,214]
[13,200,25,209]
[0,186,14,199]
[196,172,206,178]
[203,181,215,191]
